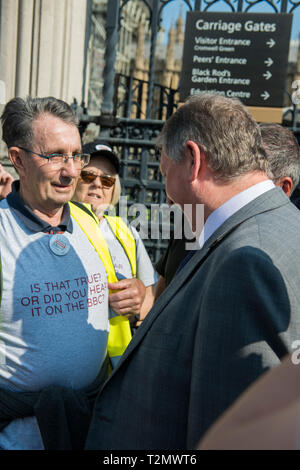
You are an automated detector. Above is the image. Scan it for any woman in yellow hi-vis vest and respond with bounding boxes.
[73,142,157,367]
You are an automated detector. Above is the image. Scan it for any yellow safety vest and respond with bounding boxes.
[69,201,136,369]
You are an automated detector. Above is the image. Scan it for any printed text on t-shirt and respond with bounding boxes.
[19,273,107,317]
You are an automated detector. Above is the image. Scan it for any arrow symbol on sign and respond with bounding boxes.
[263,71,272,80]
[266,39,276,48]
[261,91,270,101]
[264,58,273,67]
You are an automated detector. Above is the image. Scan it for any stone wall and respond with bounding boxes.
[0,0,88,163]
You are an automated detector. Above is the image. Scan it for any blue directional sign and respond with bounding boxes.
[180,12,293,107]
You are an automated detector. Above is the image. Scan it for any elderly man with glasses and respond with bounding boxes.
[0,97,127,450]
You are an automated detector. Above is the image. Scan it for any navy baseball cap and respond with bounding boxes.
[82,141,120,174]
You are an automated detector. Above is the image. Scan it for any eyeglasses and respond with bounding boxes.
[18,146,90,168]
[80,171,116,188]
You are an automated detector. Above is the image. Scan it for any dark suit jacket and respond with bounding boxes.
[86,188,300,450]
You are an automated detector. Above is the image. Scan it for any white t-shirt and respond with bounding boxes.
[100,218,157,288]
[0,200,109,450]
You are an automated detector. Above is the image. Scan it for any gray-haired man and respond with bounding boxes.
[86,93,300,450]
[155,122,300,298]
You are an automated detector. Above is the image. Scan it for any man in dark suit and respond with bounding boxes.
[85,93,300,450]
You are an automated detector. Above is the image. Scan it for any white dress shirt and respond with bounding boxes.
[197,180,275,249]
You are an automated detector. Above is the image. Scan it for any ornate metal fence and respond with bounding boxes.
[113,73,179,120]
[78,0,300,263]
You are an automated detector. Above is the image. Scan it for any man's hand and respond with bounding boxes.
[108,278,146,316]
[0,164,14,200]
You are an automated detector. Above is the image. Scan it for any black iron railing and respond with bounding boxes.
[113,73,179,120]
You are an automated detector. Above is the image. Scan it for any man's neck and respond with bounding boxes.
[203,172,270,221]
[188,171,270,232]
[29,206,65,226]
[19,191,65,226]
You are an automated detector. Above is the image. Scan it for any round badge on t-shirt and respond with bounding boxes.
[49,234,71,256]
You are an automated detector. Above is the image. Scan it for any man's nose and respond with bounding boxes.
[60,157,81,177]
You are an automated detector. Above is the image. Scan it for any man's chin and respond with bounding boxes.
[51,188,75,206]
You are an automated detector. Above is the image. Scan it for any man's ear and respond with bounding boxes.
[185,140,203,182]
[276,177,293,198]
[8,147,25,174]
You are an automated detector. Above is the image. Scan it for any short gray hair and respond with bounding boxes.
[156,93,268,181]
[1,96,79,148]
[260,123,300,193]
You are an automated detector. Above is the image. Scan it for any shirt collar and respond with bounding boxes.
[198,179,275,248]
[6,181,73,233]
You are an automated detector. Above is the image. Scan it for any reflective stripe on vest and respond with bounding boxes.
[69,202,134,368]
[72,203,137,277]
[102,215,137,366]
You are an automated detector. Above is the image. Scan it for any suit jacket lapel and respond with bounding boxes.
[107,188,290,375]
